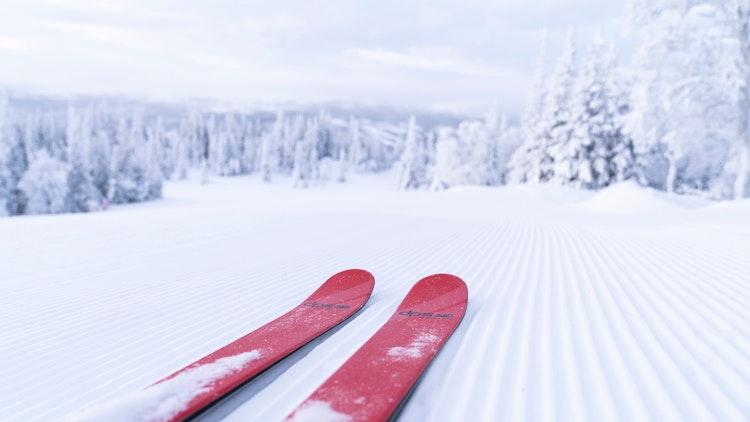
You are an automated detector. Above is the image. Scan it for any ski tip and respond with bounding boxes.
[397,273,468,315]
[308,269,375,307]
[332,268,375,290]
[415,273,467,294]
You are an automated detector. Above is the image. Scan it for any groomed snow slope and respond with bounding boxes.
[1,176,749,421]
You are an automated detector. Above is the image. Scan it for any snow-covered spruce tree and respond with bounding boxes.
[0,135,11,216]
[240,119,257,174]
[292,118,320,188]
[458,117,503,186]
[65,105,101,212]
[429,127,461,190]
[172,126,190,180]
[260,112,284,183]
[281,114,305,173]
[208,115,228,177]
[23,111,41,160]
[0,95,29,215]
[492,114,523,185]
[108,109,161,203]
[259,132,276,183]
[19,150,70,214]
[225,113,243,176]
[627,0,741,196]
[336,146,348,183]
[150,116,174,180]
[145,124,163,200]
[395,116,428,189]
[710,0,750,199]
[603,43,637,184]
[493,115,524,185]
[481,109,505,186]
[89,107,113,197]
[555,37,635,189]
[209,113,243,177]
[507,31,549,184]
[201,113,217,183]
[347,116,365,172]
[540,28,578,184]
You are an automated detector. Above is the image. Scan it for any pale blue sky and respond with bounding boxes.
[0,0,627,114]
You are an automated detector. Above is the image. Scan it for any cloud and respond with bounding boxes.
[0,0,628,114]
[344,48,499,76]
[42,20,147,49]
[0,36,33,53]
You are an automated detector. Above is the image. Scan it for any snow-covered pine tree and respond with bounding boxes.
[0,150,9,216]
[65,105,101,212]
[627,0,739,196]
[259,133,276,183]
[495,115,524,184]
[150,116,173,179]
[395,115,428,189]
[89,106,113,198]
[710,0,750,199]
[281,114,304,173]
[0,94,29,215]
[202,113,217,182]
[209,115,228,176]
[507,30,549,184]
[731,2,750,199]
[347,116,365,172]
[19,150,70,214]
[23,111,42,160]
[0,96,11,215]
[337,146,348,183]
[430,127,461,190]
[260,112,284,182]
[542,28,578,184]
[603,42,636,184]
[109,109,158,203]
[557,36,634,189]
[459,118,498,186]
[482,109,505,186]
[145,124,163,200]
[226,113,243,176]
[173,131,190,180]
[240,118,257,174]
[292,118,320,188]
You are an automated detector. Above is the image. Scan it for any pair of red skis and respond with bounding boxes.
[154,270,467,422]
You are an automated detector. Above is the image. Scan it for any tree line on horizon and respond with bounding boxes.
[0,0,748,217]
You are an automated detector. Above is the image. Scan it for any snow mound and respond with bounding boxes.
[65,350,261,422]
[288,400,351,422]
[575,181,698,214]
[387,333,440,360]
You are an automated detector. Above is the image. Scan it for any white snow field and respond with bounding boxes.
[1,175,749,422]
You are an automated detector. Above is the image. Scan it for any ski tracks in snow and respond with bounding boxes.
[0,198,749,421]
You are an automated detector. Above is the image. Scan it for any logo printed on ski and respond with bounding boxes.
[287,273,468,422]
[149,269,374,422]
[303,301,352,309]
[398,310,452,318]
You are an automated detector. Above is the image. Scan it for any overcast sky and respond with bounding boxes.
[0,0,627,114]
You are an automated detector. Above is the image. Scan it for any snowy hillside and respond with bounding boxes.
[1,175,748,421]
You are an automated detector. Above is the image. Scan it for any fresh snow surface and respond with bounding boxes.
[574,181,708,214]
[64,351,261,422]
[1,174,749,421]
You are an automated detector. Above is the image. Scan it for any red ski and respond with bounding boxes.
[148,269,374,422]
[286,273,468,422]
